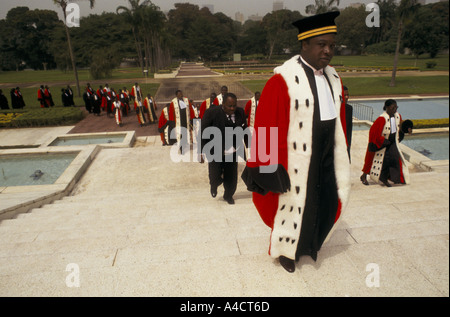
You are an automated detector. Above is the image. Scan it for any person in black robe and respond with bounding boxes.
[92,93,101,116]
[0,89,9,109]
[66,85,75,106]
[12,87,25,109]
[84,83,95,113]
[62,88,69,106]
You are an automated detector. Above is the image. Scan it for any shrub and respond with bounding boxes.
[0,107,85,128]
[426,61,437,69]
[411,118,449,129]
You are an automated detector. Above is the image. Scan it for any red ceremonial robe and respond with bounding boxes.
[144,97,158,123]
[38,88,45,108]
[158,97,196,145]
[362,112,410,184]
[242,55,351,261]
[244,97,258,127]
[213,94,224,106]
[113,101,123,125]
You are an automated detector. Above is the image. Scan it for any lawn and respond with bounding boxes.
[242,76,449,97]
[0,68,151,85]
[332,54,449,71]
[341,76,449,96]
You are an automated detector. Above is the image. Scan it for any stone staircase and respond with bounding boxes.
[0,132,448,296]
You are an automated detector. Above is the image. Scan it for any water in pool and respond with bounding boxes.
[49,135,125,146]
[402,134,449,161]
[0,153,77,187]
[356,98,449,120]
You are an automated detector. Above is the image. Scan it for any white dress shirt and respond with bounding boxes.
[300,56,337,121]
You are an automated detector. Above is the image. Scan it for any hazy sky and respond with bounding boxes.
[0,0,439,20]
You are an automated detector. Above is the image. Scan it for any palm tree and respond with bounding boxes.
[117,0,169,74]
[117,0,150,74]
[53,0,96,97]
[389,0,419,87]
[305,0,340,15]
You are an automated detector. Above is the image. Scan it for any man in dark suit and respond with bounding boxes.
[343,86,353,160]
[201,93,248,205]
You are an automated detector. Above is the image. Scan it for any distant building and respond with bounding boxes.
[273,1,284,11]
[235,12,245,24]
[202,4,214,14]
[248,14,263,22]
[349,2,365,8]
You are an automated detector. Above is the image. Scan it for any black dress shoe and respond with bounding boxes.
[224,197,235,205]
[279,256,295,273]
[380,179,392,187]
[210,186,217,198]
[360,174,369,186]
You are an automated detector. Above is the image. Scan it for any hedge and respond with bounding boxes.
[0,107,85,128]
[410,118,449,129]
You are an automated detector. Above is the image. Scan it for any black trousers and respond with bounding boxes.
[208,158,238,200]
[380,133,401,183]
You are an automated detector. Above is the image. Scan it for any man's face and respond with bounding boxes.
[221,87,228,95]
[301,33,336,70]
[177,91,183,99]
[386,102,398,117]
[344,90,349,103]
[222,96,237,116]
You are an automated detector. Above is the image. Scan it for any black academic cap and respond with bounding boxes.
[293,11,340,41]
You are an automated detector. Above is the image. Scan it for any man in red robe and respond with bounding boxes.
[38,86,46,108]
[199,92,217,119]
[212,86,228,106]
[158,90,196,149]
[244,91,261,127]
[360,99,411,187]
[241,11,351,273]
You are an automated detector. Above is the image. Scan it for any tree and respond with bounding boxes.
[167,4,236,61]
[335,6,372,54]
[403,6,444,59]
[236,20,267,56]
[53,0,96,97]
[0,7,60,71]
[141,3,170,72]
[167,3,200,60]
[117,0,169,73]
[403,1,449,59]
[262,9,302,59]
[305,0,340,15]
[117,0,150,73]
[389,0,419,87]
[370,0,397,45]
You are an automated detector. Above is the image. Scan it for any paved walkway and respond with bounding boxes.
[0,63,448,297]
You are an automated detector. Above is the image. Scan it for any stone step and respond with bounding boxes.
[0,212,266,251]
[11,191,253,220]
[0,193,255,232]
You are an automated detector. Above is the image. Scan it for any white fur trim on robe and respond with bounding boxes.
[268,55,351,260]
